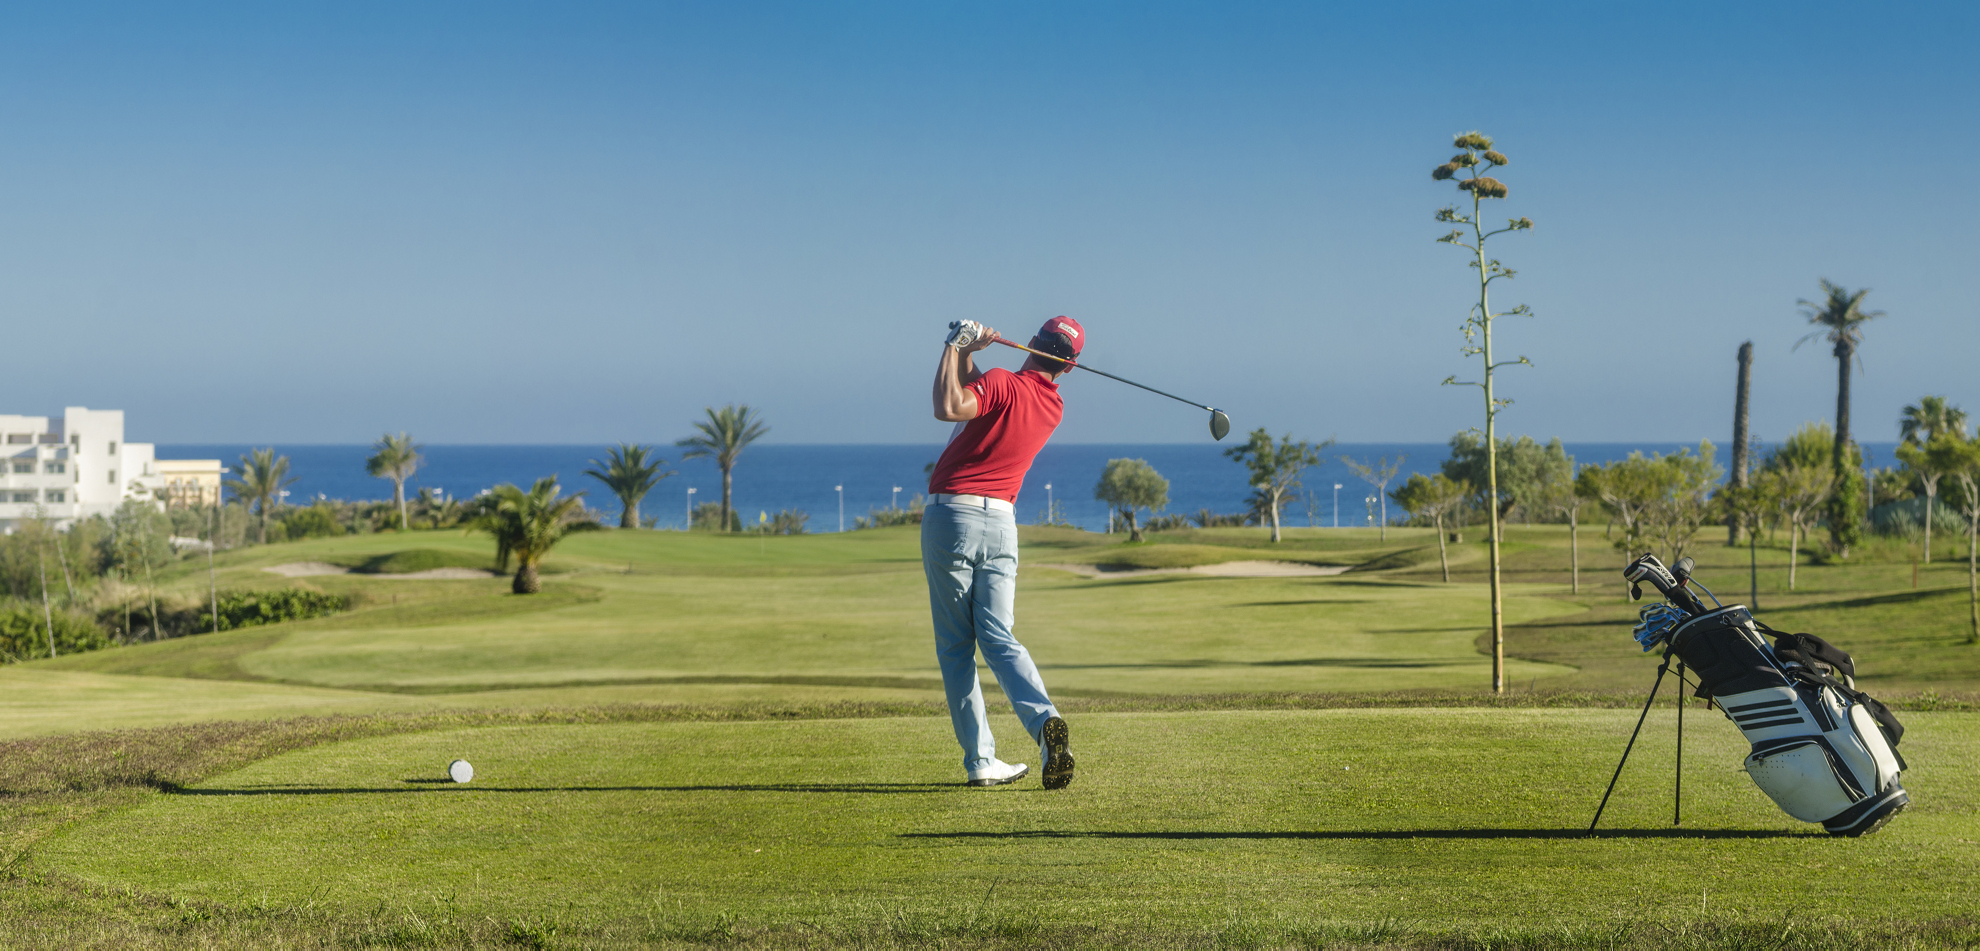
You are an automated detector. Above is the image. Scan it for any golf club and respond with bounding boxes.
[989,337,1232,441]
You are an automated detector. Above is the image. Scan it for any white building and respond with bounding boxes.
[0,407,177,532]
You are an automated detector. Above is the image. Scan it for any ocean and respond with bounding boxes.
[160,440,1900,534]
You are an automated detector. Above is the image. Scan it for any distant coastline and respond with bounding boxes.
[161,441,1905,533]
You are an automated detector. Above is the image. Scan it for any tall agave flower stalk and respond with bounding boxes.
[1432,131,1534,694]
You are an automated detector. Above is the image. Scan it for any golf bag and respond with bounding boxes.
[1624,554,1908,836]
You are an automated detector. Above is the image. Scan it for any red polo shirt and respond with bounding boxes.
[927,368,1062,502]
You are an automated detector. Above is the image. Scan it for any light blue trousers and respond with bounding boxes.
[920,499,1059,771]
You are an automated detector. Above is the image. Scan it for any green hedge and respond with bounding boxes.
[205,589,350,632]
[0,604,111,661]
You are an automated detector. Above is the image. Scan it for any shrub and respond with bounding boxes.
[747,509,809,535]
[855,495,923,530]
[281,504,345,540]
[0,603,111,661]
[1189,508,1254,528]
[690,502,742,532]
[204,589,349,632]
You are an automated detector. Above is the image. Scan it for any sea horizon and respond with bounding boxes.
[158,440,1904,534]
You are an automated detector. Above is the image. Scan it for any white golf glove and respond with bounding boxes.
[945,320,984,349]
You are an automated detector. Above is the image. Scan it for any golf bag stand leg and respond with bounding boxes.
[1588,646,1674,833]
[1674,661,1684,827]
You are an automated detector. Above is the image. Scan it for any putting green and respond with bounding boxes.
[33,709,1980,936]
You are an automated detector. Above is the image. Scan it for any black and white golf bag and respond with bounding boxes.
[1624,554,1909,836]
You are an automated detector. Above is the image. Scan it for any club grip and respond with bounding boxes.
[1624,554,1706,615]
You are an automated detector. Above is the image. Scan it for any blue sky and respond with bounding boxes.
[2,2,1975,446]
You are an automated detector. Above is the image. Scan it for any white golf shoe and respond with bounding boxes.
[966,759,1029,787]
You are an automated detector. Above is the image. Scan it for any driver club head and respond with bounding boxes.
[1209,410,1231,441]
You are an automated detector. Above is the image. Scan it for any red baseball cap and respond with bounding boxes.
[1038,315,1085,355]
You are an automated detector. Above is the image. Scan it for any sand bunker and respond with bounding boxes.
[264,563,500,580]
[1038,560,1350,579]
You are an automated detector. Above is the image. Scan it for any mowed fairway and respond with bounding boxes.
[15,526,1579,738]
[28,710,1980,945]
[225,567,1576,696]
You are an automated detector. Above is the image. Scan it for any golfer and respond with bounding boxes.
[924,315,1080,789]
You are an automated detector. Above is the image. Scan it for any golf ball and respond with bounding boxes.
[448,759,474,783]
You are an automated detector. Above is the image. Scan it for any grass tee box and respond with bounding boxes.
[27,709,1980,946]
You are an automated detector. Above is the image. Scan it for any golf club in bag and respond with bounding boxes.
[1614,553,1908,836]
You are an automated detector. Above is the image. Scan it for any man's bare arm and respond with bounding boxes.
[933,325,998,421]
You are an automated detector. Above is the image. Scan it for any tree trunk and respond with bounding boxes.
[1126,510,1142,543]
[1569,505,1579,594]
[144,550,162,641]
[1789,521,1800,591]
[1924,489,1935,564]
[1729,341,1753,545]
[1968,513,1977,645]
[53,531,77,601]
[208,534,220,635]
[1435,513,1449,582]
[1749,520,1759,611]
[1378,493,1388,542]
[1834,339,1853,451]
[621,498,637,530]
[1268,490,1282,543]
[1480,231,1505,694]
[513,561,541,595]
[1831,340,1856,557]
[721,466,735,532]
[38,549,57,658]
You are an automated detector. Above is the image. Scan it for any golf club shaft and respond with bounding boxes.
[990,337,1218,413]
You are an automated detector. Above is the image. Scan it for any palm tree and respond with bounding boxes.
[1342,455,1403,542]
[1728,341,1754,545]
[1797,279,1885,450]
[1899,397,1968,564]
[1797,280,1884,554]
[224,448,296,544]
[471,477,588,594]
[366,432,424,531]
[676,406,769,533]
[584,443,674,529]
[1901,396,1968,446]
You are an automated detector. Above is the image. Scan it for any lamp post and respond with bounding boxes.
[1333,484,1343,528]
[686,486,696,531]
[835,485,844,533]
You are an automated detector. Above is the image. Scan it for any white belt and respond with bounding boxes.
[929,493,1014,512]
